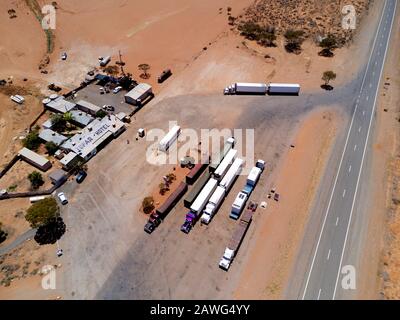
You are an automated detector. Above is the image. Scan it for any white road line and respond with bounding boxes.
[358,126,362,132]
[342,189,346,198]
[375,61,378,66]
[354,144,357,151]
[300,0,388,300]
[363,110,365,115]
[348,165,352,173]
[333,0,397,300]
[369,83,372,88]
[366,95,369,101]
[317,289,322,300]
[335,217,339,226]
[327,250,331,260]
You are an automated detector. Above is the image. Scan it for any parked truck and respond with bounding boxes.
[268,83,301,95]
[219,206,255,270]
[230,191,248,220]
[209,138,235,173]
[242,159,265,196]
[224,82,268,95]
[220,158,244,192]
[144,182,188,233]
[181,178,218,233]
[183,171,211,208]
[200,186,225,225]
[213,149,237,180]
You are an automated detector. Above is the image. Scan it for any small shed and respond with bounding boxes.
[49,169,67,185]
[60,151,80,170]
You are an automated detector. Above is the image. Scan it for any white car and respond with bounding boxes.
[113,86,122,94]
[58,192,68,205]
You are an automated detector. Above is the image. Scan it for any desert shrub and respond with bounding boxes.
[45,141,58,155]
[95,110,107,119]
[25,197,59,228]
[23,130,41,151]
[0,222,7,244]
[284,29,305,54]
[28,171,44,190]
[238,21,277,47]
[142,196,155,214]
[319,35,337,57]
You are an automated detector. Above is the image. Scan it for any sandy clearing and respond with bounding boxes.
[233,108,340,299]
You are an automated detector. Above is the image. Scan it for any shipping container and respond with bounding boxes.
[158,125,181,152]
[183,171,211,208]
[185,154,209,185]
[190,178,218,215]
[156,182,188,217]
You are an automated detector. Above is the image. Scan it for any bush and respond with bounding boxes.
[284,29,305,54]
[34,217,66,245]
[25,197,59,228]
[50,113,67,131]
[45,141,58,155]
[238,21,277,47]
[319,35,337,57]
[28,171,44,190]
[96,110,107,119]
[142,196,155,214]
[23,130,41,151]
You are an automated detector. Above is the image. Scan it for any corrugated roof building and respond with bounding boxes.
[18,147,52,171]
[70,110,94,127]
[39,129,68,146]
[45,97,76,114]
[76,100,101,116]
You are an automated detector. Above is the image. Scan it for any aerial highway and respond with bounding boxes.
[289,0,397,300]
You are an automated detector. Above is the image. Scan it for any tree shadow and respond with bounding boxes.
[321,84,334,91]
[318,49,334,57]
[34,217,66,245]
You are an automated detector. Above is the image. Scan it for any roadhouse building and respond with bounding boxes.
[45,97,76,114]
[61,114,125,161]
[76,100,101,116]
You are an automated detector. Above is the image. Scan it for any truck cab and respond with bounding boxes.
[181,212,196,234]
[219,248,235,270]
[144,222,156,234]
[256,159,265,171]
[148,211,161,227]
[200,204,214,225]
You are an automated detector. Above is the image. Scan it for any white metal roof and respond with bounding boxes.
[233,192,247,208]
[214,149,237,178]
[18,147,50,167]
[208,186,225,205]
[247,166,262,183]
[125,83,152,100]
[269,83,300,88]
[159,125,180,149]
[190,178,218,213]
[220,158,243,188]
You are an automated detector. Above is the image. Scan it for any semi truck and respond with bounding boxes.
[268,83,301,95]
[183,171,211,208]
[181,178,218,233]
[230,191,248,220]
[200,186,225,225]
[219,206,255,270]
[224,83,268,95]
[144,182,188,234]
[213,149,237,180]
[242,159,265,195]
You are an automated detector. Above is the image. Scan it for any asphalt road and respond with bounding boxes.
[295,0,397,300]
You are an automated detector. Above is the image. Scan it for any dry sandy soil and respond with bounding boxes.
[0,0,384,300]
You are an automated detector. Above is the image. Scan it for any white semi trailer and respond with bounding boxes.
[200,186,226,225]
[158,125,181,152]
[224,83,268,95]
[268,83,301,95]
[213,149,237,180]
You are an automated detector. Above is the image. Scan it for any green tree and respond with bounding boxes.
[142,196,155,214]
[63,111,73,122]
[28,171,44,190]
[284,29,305,53]
[95,110,107,118]
[45,141,58,155]
[319,35,337,57]
[23,130,41,151]
[25,197,59,228]
[50,113,67,131]
[322,70,337,86]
